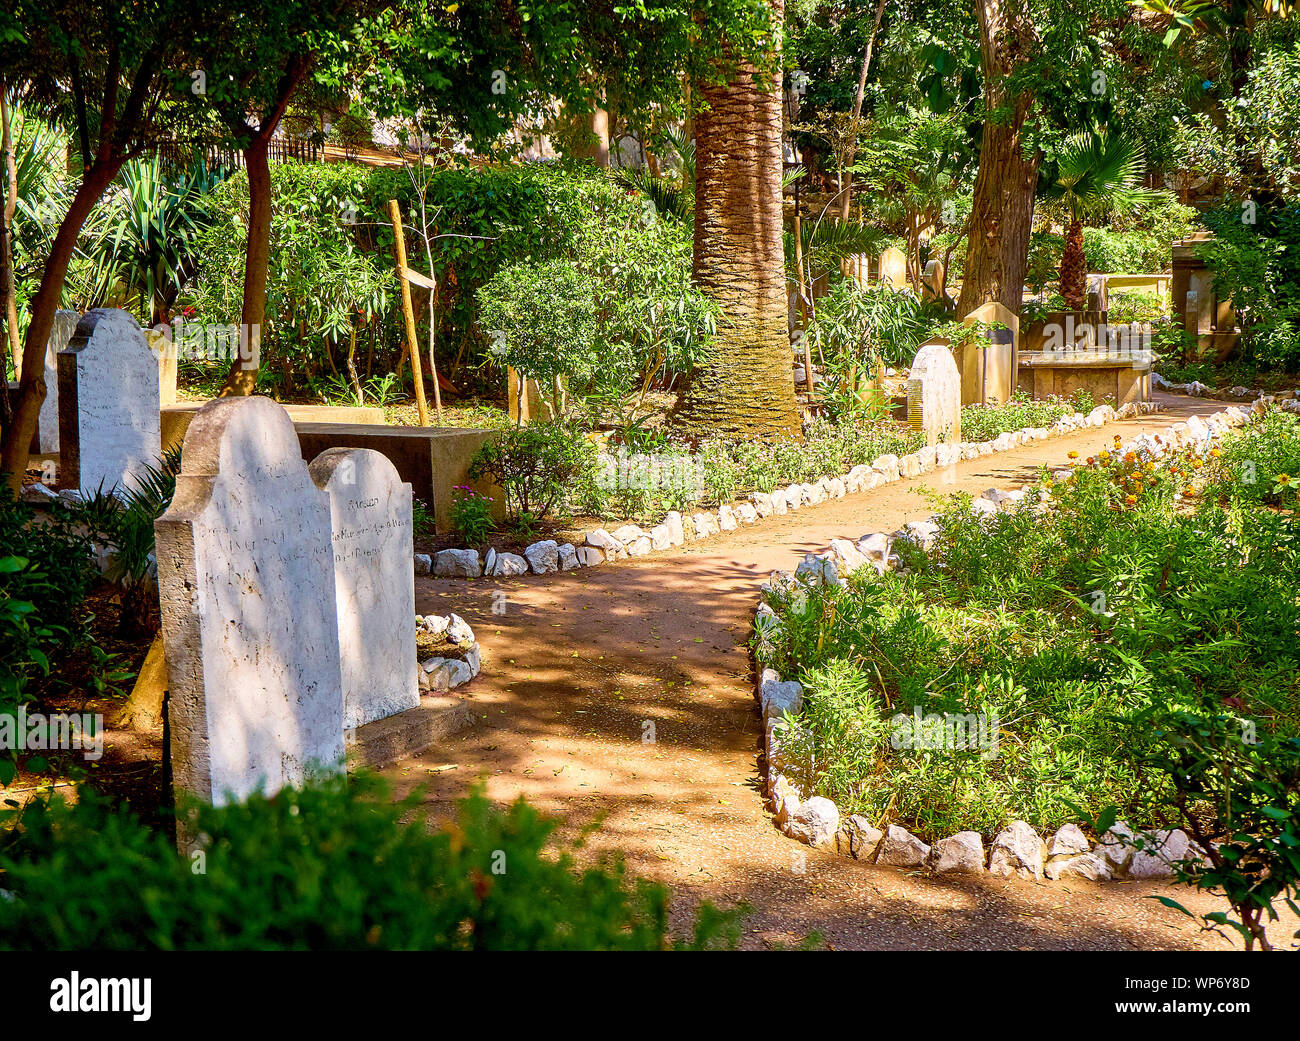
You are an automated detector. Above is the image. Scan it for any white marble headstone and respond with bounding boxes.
[38,309,79,453]
[56,308,162,495]
[155,396,345,806]
[908,340,962,446]
[309,447,419,731]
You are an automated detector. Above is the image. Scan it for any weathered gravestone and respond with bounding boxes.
[37,310,79,453]
[309,447,419,731]
[879,247,907,289]
[921,259,947,304]
[960,301,1019,406]
[57,308,162,495]
[155,396,345,806]
[907,340,962,446]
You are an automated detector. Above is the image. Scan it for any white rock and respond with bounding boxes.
[664,511,685,545]
[447,613,475,646]
[489,551,528,577]
[988,820,1045,879]
[827,477,847,499]
[717,505,738,530]
[434,548,482,578]
[857,533,891,560]
[927,832,986,874]
[1047,823,1090,857]
[446,659,473,687]
[759,668,803,722]
[829,538,869,574]
[648,524,673,551]
[523,539,560,574]
[736,502,759,524]
[876,824,931,867]
[586,528,627,560]
[558,543,580,570]
[413,553,431,575]
[692,511,720,536]
[1046,852,1111,881]
[795,553,838,587]
[576,546,604,566]
[1128,829,1194,880]
[783,796,840,847]
[750,492,773,518]
[844,815,884,860]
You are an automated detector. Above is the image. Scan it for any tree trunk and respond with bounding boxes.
[676,0,799,441]
[218,139,272,396]
[956,0,1040,318]
[1059,216,1086,310]
[1,162,120,491]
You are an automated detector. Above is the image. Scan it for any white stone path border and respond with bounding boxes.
[413,401,1167,581]
[1153,371,1300,404]
[751,396,1296,883]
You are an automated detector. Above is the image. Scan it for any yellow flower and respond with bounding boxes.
[1125,495,1137,505]
[1068,451,1079,459]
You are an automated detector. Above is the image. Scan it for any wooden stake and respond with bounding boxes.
[388,198,429,426]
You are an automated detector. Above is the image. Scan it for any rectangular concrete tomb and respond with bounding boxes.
[155,396,345,806]
[309,447,420,731]
[293,422,504,534]
[57,308,162,496]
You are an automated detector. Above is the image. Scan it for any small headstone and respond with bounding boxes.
[921,259,946,303]
[155,396,344,806]
[309,447,419,731]
[907,340,962,446]
[37,310,79,453]
[879,247,907,289]
[57,308,162,496]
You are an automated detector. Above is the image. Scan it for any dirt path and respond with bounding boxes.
[388,395,1297,950]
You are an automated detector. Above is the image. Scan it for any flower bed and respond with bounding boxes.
[752,399,1300,883]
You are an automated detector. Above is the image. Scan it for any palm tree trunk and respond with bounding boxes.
[676,0,799,441]
[1059,216,1086,311]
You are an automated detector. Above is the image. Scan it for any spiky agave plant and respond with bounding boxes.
[1041,130,1162,310]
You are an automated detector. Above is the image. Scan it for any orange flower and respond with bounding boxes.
[1124,452,1137,463]
[1192,459,1203,469]
[1210,448,1221,458]
[1183,486,1196,498]
[1125,495,1137,505]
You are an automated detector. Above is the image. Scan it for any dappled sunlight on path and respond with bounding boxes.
[384,395,1297,950]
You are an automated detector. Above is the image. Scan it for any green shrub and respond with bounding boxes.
[449,486,496,545]
[468,423,599,524]
[1202,406,1300,507]
[1202,203,1300,368]
[0,487,95,644]
[477,259,599,418]
[757,416,1300,839]
[959,392,1091,442]
[0,778,741,950]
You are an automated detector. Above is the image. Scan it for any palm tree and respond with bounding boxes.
[1042,130,1158,310]
[674,0,800,441]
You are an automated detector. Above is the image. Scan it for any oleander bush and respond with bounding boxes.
[756,412,1300,841]
[0,777,741,951]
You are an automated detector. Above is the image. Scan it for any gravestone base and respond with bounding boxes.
[344,694,476,770]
